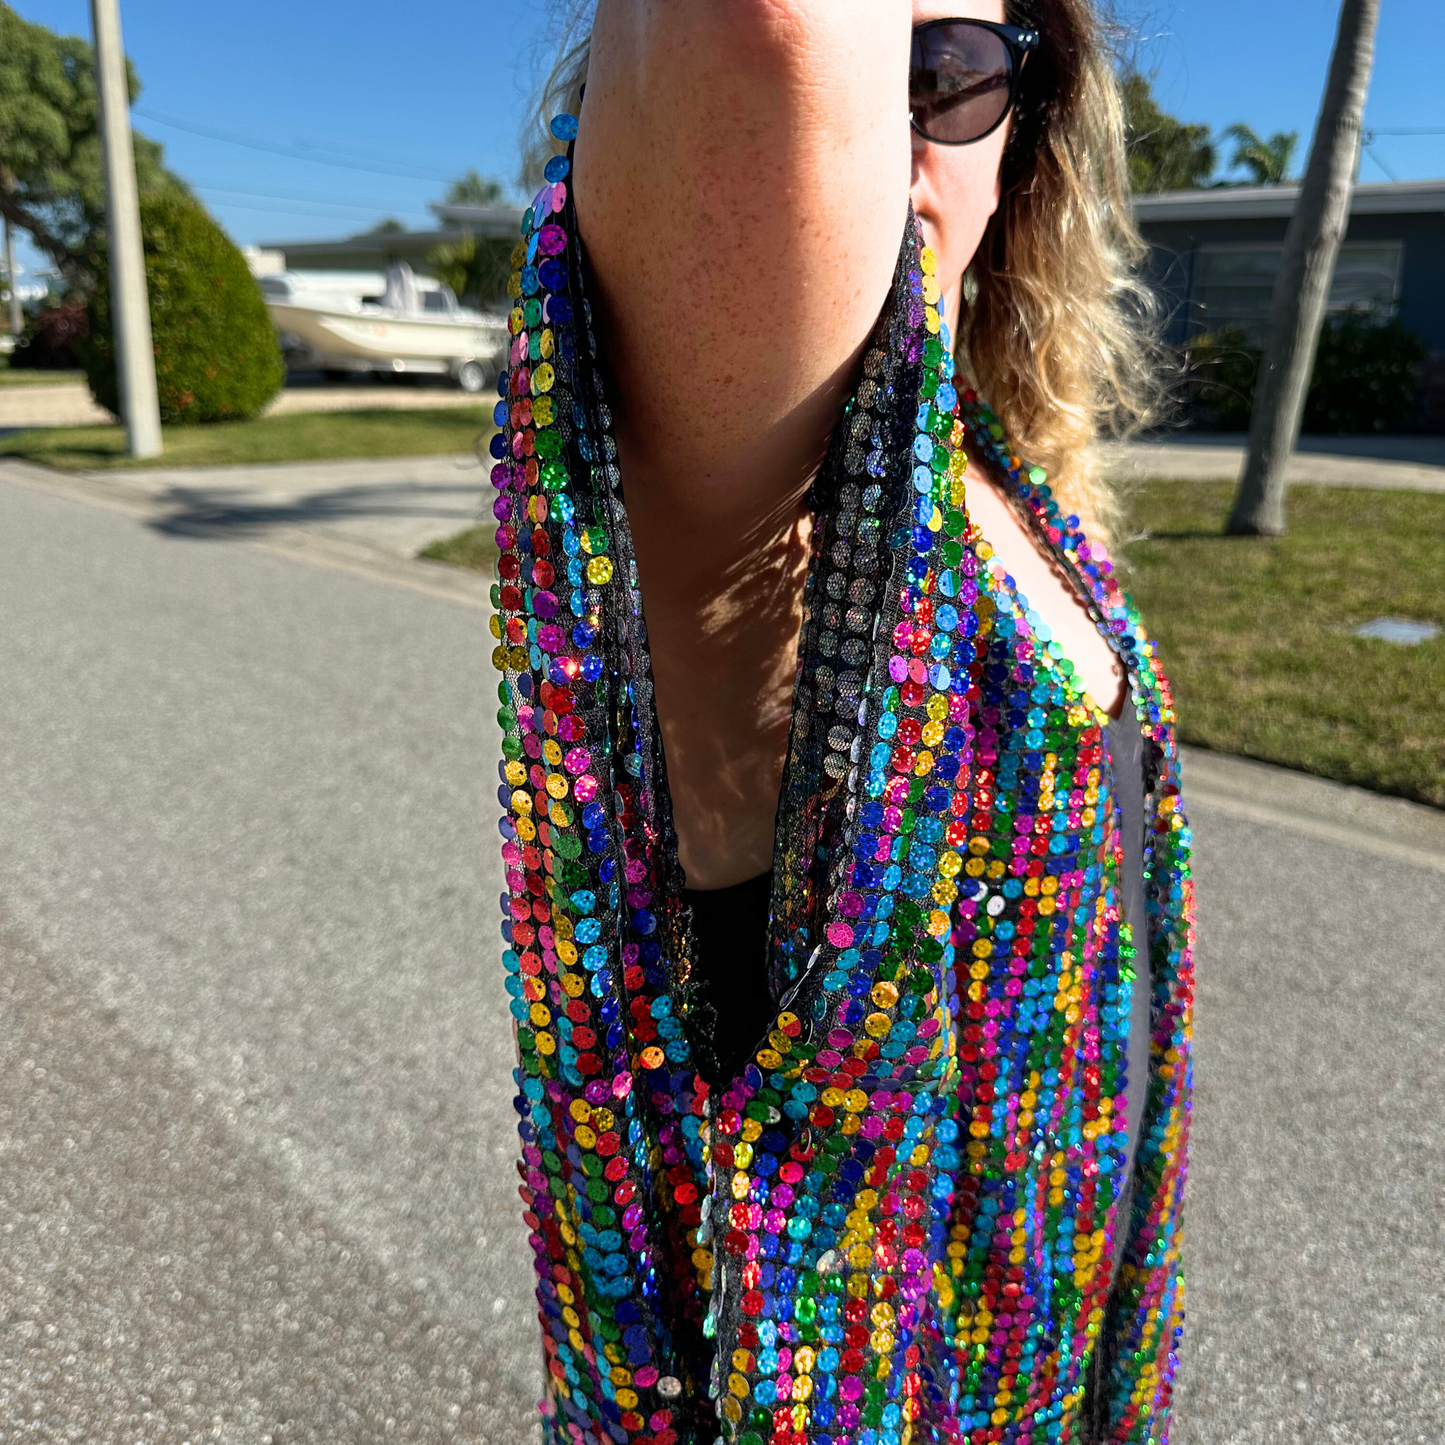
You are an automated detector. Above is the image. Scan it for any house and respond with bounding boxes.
[258,202,524,276]
[1135,179,1445,352]
[260,182,1445,364]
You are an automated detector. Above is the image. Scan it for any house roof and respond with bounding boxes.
[264,183,1445,266]
[260,204,525,264]
[1134,178,1445,223]
[428,203,527,238]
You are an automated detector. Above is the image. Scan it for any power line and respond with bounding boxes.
[199,198,431,224]
[285,133,475,168]
[190,179,432,215]
[1362,146,1399,182]
[1357,126,1445,181]
[133,106,458,183]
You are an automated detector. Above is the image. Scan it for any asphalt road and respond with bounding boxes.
[1,476,1441,1443]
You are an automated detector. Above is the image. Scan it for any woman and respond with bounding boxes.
[491,3,1194,1442]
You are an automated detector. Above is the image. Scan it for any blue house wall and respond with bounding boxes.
[1138,207,1445,351]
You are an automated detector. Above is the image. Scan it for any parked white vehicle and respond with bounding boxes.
[261,262,507,392]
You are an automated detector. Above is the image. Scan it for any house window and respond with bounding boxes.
[1330,244,1406,313]
[1191,241,1404,339]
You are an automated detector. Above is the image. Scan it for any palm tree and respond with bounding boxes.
[1228,0,1381,536]
[1222,123,1300,185]
[445,170,504,207]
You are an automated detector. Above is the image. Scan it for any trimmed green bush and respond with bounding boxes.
[1304,311,1427,434]
[1187,326,1257,432]
[85,193,284,424]
[1188,311,1428,435]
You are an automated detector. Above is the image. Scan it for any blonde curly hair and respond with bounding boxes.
[525,1,1161,544]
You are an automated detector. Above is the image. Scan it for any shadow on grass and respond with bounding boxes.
[35,447,122,464]
[0,435,125,461]
[1129,528,1269,544]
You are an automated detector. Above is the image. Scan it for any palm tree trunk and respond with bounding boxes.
[1226,0,1381,536]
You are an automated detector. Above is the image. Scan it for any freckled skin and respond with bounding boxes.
[577,0,1121,887]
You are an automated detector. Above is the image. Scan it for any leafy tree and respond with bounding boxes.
[429,171,511,304]
[8,298,87,369]
[1222,123,1299,185]
[445,169,504,207]
[84,192,284,423]
[0,2,185,286]
[367,216,407,234]
[428,234,512,308]
[1188,327,1259,431]
[1120,71,1216,192]
[1305,309,1425,433]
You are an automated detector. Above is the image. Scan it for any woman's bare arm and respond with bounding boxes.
[573,1,912,527]
[569,3,911,887]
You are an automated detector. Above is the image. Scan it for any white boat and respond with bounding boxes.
[261,262,508,392]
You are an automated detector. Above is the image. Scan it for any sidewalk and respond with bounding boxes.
[1096,432,1445,492]
[10,375,1443,492]
[0,379,489,430]
[1181,745,1445,874]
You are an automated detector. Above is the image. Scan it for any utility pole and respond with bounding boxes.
[3,218,21,337]
[90,0,162,458]
[1227,0,1379,536]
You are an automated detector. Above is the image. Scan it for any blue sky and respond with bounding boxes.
[8,0,1444,289]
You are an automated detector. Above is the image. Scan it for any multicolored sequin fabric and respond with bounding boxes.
[489,112,1194,1445]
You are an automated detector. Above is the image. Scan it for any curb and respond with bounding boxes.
[1180,745,1445,875]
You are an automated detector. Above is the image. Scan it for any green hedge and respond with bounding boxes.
[1189,311,1428,434]
[85,193,284,424]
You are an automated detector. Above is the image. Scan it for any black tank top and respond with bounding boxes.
[682,871,777,1086]
[1104,704,1151,1190]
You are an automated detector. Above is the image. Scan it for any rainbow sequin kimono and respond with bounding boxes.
[489,112,1194,1445]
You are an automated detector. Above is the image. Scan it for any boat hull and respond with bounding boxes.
[267,301,506,366]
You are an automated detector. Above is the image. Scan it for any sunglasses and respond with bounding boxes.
[910,18,1040,146]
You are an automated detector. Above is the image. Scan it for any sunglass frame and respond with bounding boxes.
[909,18,1041,147]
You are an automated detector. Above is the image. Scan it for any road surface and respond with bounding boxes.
[0,472,1441,1443]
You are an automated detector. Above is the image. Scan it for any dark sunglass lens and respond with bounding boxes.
[910,23,1012,144]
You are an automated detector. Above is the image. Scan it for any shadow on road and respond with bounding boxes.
[146,480,488,542]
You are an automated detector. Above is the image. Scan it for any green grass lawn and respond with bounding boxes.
[0,364,86,386]
[1120,480,1444,808]
[0,409,496,470]
[422,479,1444,808]
[418,522,498,572]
